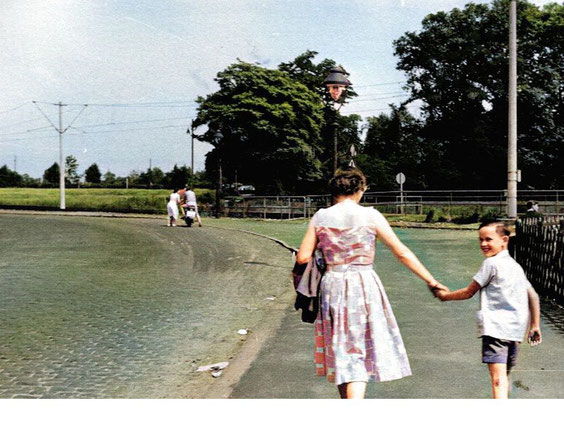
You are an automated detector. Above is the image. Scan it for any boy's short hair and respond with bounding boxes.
[478,221,510,236]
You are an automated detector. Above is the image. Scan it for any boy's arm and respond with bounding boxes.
[436,280,481,301]
[527,286,542,346]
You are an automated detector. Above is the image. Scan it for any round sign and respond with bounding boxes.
[396,172,406,185]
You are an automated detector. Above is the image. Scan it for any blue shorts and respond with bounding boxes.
[481,336,519,369]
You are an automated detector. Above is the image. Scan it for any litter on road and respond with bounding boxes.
[196,361,229,372]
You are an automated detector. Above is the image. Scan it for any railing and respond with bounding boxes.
[514,216,564,305]
[222,189,563,219]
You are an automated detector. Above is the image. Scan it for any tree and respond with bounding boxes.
[280,51,360,181]
[393,0,564,189]
[195,60,325,194]
[164,165,192,189]
[102,171,117,186]
[84,163,102,184]
[0,165,23,187]
[65,155,79,186]
[137,167,164,188]
[361,106,426,190]
[42,162,60,186]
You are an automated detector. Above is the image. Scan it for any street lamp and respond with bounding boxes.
[213,131,224,218]
[507,0,518,219]
[324,65,352,174]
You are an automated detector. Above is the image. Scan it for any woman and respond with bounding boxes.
[296,167,444,399]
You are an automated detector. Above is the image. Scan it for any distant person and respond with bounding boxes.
[183,186,202,227]
[433,221,542,398]
[166,196,178,227]
[167,188,181,227]
[523,200,542,218]
[296,166,445,399]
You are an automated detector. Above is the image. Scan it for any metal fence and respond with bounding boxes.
[514,216,564,305]
[222,189,564,219]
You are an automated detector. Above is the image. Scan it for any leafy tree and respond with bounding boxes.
[21,174,40,187]
[164,164,193,189]
[278,50,357,106]
[43,162,60,186]
[280,51,360,181]
[84,163,102,184]
[361,106,425,190]
[195,60,325,194]
[65,155,80,186]
[102,171,117,186]
[0,165,23,187]
[126,170,140,187]
[393,0,564,189]
[137,167,164,188]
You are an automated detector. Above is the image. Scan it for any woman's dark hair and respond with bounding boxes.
[328,167,367,197]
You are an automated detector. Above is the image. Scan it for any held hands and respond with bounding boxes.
[428,282,450,301]
[528,327,542,346]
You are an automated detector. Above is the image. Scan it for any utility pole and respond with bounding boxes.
[13,156,16,173]
[33,101,87,210]
[191,120,195,172]
[58,102,65,209]
[507,0,518,219]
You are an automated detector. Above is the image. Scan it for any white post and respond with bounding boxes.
[507,0,518,219]
[58,102,66,210]
[400,180,404,215]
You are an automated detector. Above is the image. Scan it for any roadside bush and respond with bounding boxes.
[424,209,435,223]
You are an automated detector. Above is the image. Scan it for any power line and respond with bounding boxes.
[32,100,199,108]
[0,102,31,115]
[353,81,406,88]
[72,116,189,130]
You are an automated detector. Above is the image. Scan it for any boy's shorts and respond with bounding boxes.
[481,336,519,369]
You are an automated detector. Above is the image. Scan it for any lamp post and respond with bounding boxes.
[507,0,518,219]
[324,65,352,174]
[213,131,224,218]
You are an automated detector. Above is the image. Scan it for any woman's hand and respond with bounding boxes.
[428,282,450,300]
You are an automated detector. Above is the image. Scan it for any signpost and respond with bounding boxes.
[396,172,406,214]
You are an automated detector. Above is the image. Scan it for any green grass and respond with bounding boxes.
[0,188,215,213]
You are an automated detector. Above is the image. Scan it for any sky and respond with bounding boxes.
[0,0,557,179]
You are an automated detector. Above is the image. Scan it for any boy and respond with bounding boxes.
[434,221,542,398]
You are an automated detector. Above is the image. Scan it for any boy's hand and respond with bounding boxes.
[428,282,449,300]
[528,327,542,346]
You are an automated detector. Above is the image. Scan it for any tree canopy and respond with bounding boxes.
[84,163,102,184]
[393,0,563,189]
[194,60,326,194]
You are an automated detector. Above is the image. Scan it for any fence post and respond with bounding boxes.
[288,197,292,219]
[263,197,266,219]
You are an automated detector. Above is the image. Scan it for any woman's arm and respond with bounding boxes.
[376,220,439,288]
[296,221,318,265]
[436,280,481,301]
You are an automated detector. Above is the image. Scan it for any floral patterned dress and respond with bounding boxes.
[312,200,412,385]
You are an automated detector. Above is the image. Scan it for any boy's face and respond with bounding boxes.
[479,226,508,257]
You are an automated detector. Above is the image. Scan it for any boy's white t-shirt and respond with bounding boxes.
[473,250,531,342]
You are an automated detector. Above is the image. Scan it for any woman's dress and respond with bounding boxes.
[169,192,180,218]
[312,200,412,385]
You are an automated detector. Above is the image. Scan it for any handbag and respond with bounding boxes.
[292,249,325,323]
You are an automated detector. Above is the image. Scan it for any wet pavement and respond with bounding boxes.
[1,213,562,399]
[0,214,294,398]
